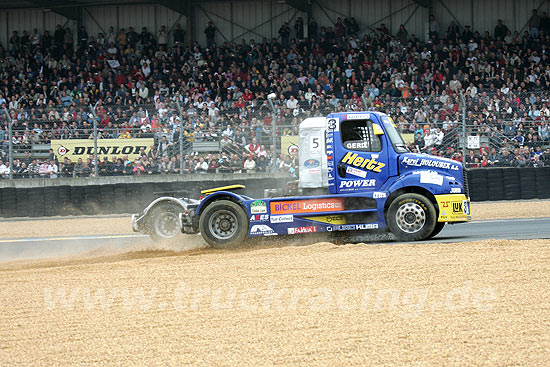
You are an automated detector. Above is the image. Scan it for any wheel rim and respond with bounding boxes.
[395,202,426,234]
[154,212,180,238]
[208,210,238,240]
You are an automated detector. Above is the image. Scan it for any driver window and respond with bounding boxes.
[340,120,382,152]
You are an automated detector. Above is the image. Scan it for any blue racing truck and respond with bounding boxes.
[132,111,471,247]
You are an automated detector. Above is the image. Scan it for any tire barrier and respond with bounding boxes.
[0,177,292,218]
[467,167,550,202]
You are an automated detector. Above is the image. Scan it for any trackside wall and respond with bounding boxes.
[0,168,549,217]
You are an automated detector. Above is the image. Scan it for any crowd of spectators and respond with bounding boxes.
[1,8,550,178]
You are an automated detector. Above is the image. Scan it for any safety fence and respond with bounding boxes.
[1,92,550,180]
[0,168,549,218]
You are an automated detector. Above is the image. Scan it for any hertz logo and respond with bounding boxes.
[340,152,385,173]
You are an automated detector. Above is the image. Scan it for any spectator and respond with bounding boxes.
[487,147,503,166]
[47,160,58,178]
[279,22,290,48]
[133,160,145,175]
[494,19,509,41]
[207,156,219,173]
[173,23,185,45]
[218,153,231,173]
[0,159,9,178]
[204,21,216,47]
[243,155,256,171]
[159,156,171,174]
[429,15,440,39]
[157,25,167,48]
[256,155,268,172]
[396,24,408,44]
[528,9,540,38]
[195,157,208,173]
[294,17,304,40]
[308,17,318,39]
[112,158,124,176]
[78,26,88,47]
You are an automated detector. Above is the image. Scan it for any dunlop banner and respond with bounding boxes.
[51,138,154,161]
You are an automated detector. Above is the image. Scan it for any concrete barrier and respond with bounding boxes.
[0,173,293,218]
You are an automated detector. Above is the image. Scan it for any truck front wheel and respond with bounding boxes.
[428,222,445,239]
[387,193,437,241]
[199,200,248,248]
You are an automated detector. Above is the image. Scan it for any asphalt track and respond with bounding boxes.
[1,217,550,262]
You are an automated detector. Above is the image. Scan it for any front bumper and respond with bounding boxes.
[434,194,471,222]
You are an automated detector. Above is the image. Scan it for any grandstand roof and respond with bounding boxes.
[0,0,274,19]
[0,0,247,9]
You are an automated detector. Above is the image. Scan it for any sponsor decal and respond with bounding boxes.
[288,144,299,155]
[452,202,463,214]
[306,168,321,174]
[250,200,267,214]
[435,194,471,222]
[57,145,68,156]
[346,113,371,120]
[450,187,462,193]
[250,224,276,236]
[327,223,379,232]
[302,215,346,224]
[270,214,294,223]
[373,192,387,199]
[402,156,460,171]
[345,141,371,150]
[51,138,153,161]
[250,214,269,222]
[340,152,385,173]
[420,171,443,186]
[339,180,376,189]
[281,136,299,156]
[346,165,367,178]
[463,200,470,215]
[372,123,384,135]
[304,158,320,168]
[288,226,317,234]
[270,198,344,215]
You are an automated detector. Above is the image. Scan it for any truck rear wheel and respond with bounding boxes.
[147,202,182,241]
[199,200,248,248]
[387,193,436,241]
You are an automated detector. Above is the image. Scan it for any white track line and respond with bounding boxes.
[0,234,147,243]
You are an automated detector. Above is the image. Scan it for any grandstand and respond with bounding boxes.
[0,0,550,180]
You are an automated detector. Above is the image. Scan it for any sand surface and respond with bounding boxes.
[1,239,549,366]
[1,200,550,239]
[1,200,550,365]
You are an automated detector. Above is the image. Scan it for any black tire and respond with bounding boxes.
[199,200,248,248]
[427,222,445,239]
[387,193,437,241]
[146,202,183,241]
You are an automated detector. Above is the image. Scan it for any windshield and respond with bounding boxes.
[381,115,409,153]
